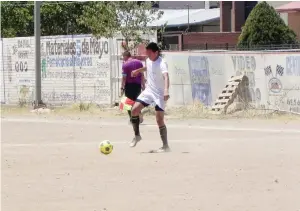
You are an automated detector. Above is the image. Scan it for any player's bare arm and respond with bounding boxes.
[141,72,146,91]
[131,67,147,77]
[163,72,170,101]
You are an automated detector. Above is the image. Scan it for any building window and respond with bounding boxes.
[245,1,257,20]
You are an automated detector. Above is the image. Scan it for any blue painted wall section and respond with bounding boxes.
[286,56,300,76]
[188,56,212,106]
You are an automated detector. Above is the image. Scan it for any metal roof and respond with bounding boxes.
[276,1,300,13]
[148,8,220,27]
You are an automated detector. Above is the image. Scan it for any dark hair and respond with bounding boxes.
[123,51,131,57]
[146,42,160,52]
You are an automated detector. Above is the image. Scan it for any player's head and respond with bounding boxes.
[123,51,131,61]
[146,42,160,61]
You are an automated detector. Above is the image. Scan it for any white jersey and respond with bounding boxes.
[137,56,168,110]
[145,57,168,96]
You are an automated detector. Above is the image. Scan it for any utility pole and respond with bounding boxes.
[34,1,42,108]
[185,4,190,33]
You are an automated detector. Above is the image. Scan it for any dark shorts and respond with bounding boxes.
[136,99,164,111]
[125,83,141,101]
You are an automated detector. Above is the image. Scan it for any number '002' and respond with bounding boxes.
[15,61,28,72]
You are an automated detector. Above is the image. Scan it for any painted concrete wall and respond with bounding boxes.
[1,35,112,105]
[1,35,300,114]
[163,51,300,113]
[0,34,156,106]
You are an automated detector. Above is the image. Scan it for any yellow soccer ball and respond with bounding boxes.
[99,140,113,155]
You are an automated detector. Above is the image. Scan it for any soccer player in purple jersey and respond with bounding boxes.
[121,51,145,123]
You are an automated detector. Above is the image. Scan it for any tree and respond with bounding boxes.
[1,1,163,41]
[1,1,91,38]
[237,1,297,48]
[1,1,33,38]
[79,1,163,51]
[41,1,90,36]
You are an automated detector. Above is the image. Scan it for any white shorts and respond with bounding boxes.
[136,89,165,111]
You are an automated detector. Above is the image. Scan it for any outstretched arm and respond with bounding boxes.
[131,67,147,77]
[141,72,146,90]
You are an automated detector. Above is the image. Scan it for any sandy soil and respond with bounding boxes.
[2,115,300,211]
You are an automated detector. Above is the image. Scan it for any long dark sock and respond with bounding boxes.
[131,116,140,136]
[127,110,132,122]
[159,125,168,147]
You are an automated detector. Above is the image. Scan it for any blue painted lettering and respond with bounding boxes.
[76,40,81,56]
[232,55,256,72]
[286,56,300,76]
[47,56,92,67]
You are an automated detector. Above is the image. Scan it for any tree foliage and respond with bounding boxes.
[78,2,118,39]
[238,1,297,47]
[1,1,33,38]
[1,1,90,38]
[41,2,90,36]
[78,1,163,50]
[1,1,163,47]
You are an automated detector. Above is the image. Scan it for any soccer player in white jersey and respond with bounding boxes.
[129,42,170,152]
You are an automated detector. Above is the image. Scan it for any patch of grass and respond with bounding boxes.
[1,105,31,115]
[53,103,126,117]
[1,101,299,122]
[229,109,300,121]
[54,103,99,114]
[79,102,91,111]
[18,99,27,108]
[142,102,213,118]
[163,101,225,120]
[164,102,300,121]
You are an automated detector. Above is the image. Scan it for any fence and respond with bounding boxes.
[161,42,300,51]
[160,32,300,51]
[182,43,300,51]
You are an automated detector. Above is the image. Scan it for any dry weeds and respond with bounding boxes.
[1,102,300,122]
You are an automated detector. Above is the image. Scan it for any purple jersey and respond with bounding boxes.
[122,59,143,84]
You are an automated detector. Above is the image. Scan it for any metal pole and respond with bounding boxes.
[187,4,190,31]
[34,1,42,107]
[72,34,76,102]
[109,38,114,106]
[1,38,6,103]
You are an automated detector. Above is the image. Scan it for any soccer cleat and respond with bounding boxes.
[129,135,142,147]
[139,116,144,124]
[150,146,171,153]
[139,113,144,124]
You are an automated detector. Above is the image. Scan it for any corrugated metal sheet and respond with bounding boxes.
[148,8,220,27]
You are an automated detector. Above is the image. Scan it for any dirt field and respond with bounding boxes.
[2,115,300,211]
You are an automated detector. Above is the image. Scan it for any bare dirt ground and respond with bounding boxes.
[1,111,300,211]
